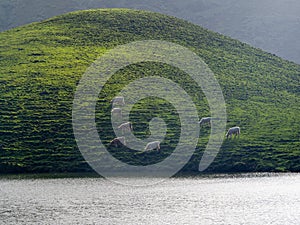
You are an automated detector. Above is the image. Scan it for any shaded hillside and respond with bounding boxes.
[0,0,300,64]
[0,9,299,174]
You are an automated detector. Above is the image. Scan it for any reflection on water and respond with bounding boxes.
[1,173,300,224]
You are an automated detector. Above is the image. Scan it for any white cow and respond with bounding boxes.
[110,137,126,147]
[198,117,211,126]
[111,108,122,117]
[118,122,133,134]
[145,141,161,152]
[111,96,125,106]
[226,126,240,139]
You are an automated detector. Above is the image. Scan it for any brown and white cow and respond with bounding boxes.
[110,137,126,147]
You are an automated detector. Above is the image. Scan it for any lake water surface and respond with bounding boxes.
[1,173,300,224]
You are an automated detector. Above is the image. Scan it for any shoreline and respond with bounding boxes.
[0,171,298,180]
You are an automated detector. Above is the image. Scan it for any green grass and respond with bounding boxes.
[0,8,299,174]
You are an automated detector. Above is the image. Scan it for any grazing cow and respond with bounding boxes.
[111,108,122,117]
[145,141,161,152]
[198,117,211,126]
[111,96,125,106]
[110,137,126,147]
[118,122,133,134]
[226,126,240,139]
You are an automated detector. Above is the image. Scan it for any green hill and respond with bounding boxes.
[0,9,299,174]
[1,0,300,64]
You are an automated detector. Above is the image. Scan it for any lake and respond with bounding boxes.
[1,173,300,224]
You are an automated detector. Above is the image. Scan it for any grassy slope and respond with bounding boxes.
[1,0,300,65]
[0,9,299,174]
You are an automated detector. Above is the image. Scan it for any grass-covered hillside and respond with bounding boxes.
[1,0,300,64]
[0,9,299,174]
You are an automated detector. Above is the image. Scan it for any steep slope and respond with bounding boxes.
[0,9,299,174]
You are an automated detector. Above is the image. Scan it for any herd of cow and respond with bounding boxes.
[109,96,240,152]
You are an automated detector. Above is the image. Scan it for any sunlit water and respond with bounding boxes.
[1,173,300,224]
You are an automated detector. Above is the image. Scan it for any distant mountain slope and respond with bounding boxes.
[0,9,299,174]
[0,0,300,64]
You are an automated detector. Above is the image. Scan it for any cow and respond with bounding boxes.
[118,122,133,134]
[111,96,125,106]
[145,141,161,152]
[111,108,122,117]
[198,117,211,126]
[110,137,126,147]
[226,126,240,139]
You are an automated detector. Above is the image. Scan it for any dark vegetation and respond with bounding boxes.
[0,9,299,174]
